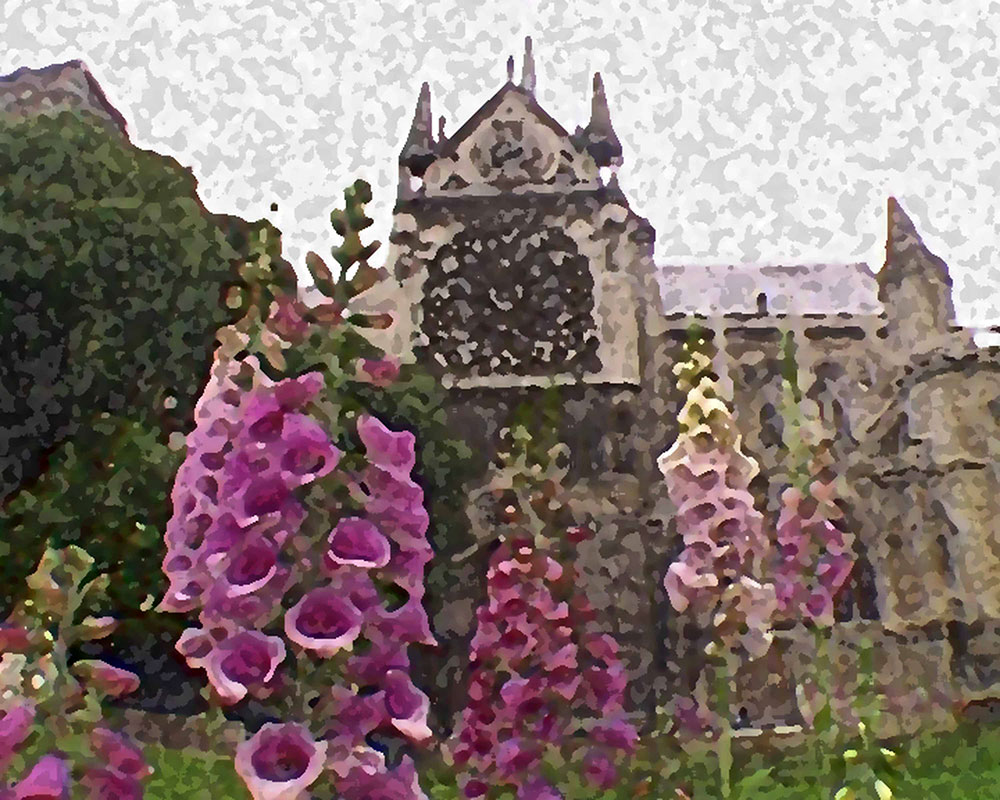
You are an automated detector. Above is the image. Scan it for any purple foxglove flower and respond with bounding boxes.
[495,738,542,778]
[327,518,391,569]
[175,626,218,669]
[325,744,386,781]
[69,660,140,698]
[201,583,288,630]
[370,598,436,648]
[157,574,209,614]
[358,357,401,388]
[205,631,286,704]
[284,588,362,657]
[79,766,143,800]
[0,703,35,775]
[337,755,427,800]
[516,778,563,800]
[9,754,69,799]
[383,670,432,741]
[320,687,388,758]
[461,777,489,798]
[234,723,327,800]
[379,546,432,600]
[276,414,342,486]
[242,475,293,521]
[356,415,416,477]
[582,750,618,791]
[90,728,149,779]
[213,536,281,596]
[590,717,639,753]
[347,630,410,686]
[272,371,324,412]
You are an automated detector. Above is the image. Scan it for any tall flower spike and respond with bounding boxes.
[451,395,637,798]
[773,336,855,628]
[660,329,776,658]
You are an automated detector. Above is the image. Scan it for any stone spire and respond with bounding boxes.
[506,55,515,83]
[400,81,436,177]
[521,36,536,94]
[877,196,962,358]
[582,72,623,167]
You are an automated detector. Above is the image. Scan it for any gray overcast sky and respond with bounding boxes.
[4,0,1000,327]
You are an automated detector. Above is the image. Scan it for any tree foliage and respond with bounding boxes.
[0,109,269,613]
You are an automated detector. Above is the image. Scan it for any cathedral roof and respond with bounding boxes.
[434,81,570,160]
[656,262,884,317]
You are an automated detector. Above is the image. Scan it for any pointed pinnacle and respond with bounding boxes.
[400,82,435,175]
[584,71,622,166]
[506,55,515,83]
[522,35,536,94]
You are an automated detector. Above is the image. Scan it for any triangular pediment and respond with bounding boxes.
[423,84,599,196]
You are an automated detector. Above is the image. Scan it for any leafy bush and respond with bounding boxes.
[0,108,257,612]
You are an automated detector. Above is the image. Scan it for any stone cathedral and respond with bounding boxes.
[361,40,1000,730]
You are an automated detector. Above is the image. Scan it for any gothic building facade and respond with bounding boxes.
[363,40,1000,729]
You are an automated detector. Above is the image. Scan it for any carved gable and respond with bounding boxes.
[423,86,599,196]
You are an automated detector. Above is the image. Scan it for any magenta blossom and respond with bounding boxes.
[79,767,143,800]
[773,484,854,628]
[7,754,69,799]
[89,728,149,780]
[336,755,426,800]
[234,723,327,800]
[383,670,432,741]
[69,660,140,699]
[0,703,35,775]
[284,588,362,657]
[205,631,286,704]
[358,358,401,388]
[327,518,391,569]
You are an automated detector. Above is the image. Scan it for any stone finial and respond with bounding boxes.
[881,197,954,296]
[583,72,623,167]
[506,55,515,83]
[522,36,536,94]
[438,115,446,142]
[878,196,960,357]
[400,81,435,177]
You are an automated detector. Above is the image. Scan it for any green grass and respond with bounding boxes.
[139,721,1000,799]
[144,745,249,800]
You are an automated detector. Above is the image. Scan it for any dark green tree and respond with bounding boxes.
[0,108,258,612]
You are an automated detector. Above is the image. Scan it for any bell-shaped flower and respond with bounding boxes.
[356,415,416,477]
[358,358,401,388]
[205,631,286,704]
[215,536,281,597]
[276,414,342,487]
[79,766,144,800]
[336,755,427,800]
[327,518,391,569]
[90,727,150,779]
[234,723,327,800]
[383,670,432,741]
[69,660,140,698]
[516,778,563,800]
[347,629,410,686]
[8,754,70,799]
[581,750,618,791]
[0,703,35,775]
[320,687,388,760]
[495,738,542,779]
[370,598,436,648]
[284,588,362,657]
[589,717,639,753]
